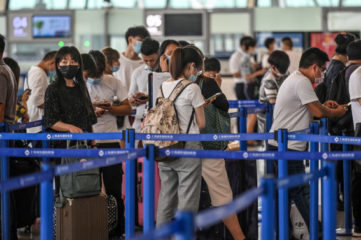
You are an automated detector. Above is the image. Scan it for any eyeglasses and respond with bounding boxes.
[318,65,326,72]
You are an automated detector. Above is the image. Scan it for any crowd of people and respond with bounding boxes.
[1,26,361,239]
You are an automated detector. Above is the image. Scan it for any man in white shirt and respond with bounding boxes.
[261,37,276,69]
[282,37,302,74]
[269,48,346,236]
[26,51,57,133]
[128,38,159,132]
[114,26,150,92]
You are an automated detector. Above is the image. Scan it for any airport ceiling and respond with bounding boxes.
[2,0,361,11]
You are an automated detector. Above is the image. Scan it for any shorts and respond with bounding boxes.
[202,158,233,206]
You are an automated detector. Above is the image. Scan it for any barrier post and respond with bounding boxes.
[1,123,10,240]
[265,103,274,174]
[320,118,328,228]
[261,176,275,240]
[40,139,53,240]
[309,121,319,240]
[125,129,136,239]
[342,133,352,236]
[239,107,247,151]
[174,211,194,240]
[277,128,288,240]
[143,144,155,233]
[321,119,337,239]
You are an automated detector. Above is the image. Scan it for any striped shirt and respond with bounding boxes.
[257,70,287,133]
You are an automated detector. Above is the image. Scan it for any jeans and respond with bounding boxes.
[269,145,311,235]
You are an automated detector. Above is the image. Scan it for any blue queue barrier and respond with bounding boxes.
[1,123,10,240]
[1,115,361,240]
[277,129,289,240]
[125,129,136,239]
[310,121,320,240]
[342,134,352,236]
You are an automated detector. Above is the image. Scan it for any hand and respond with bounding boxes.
[94,108,105,118]
[334,105,347,117]
[130,92,148,106]
[22,89,31,103]
[67,125,83,133]
[324,100,339,109]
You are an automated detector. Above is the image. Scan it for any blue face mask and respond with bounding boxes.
[112,66,120,73]
[87,77,103,85]
[189,70,202,82]
[133,41,142,54]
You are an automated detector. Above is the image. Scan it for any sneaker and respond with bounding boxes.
[353,225,361,237]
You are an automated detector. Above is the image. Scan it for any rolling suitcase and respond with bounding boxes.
[56,194,108,240]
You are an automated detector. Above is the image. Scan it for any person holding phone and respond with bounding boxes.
[128,38,159,132]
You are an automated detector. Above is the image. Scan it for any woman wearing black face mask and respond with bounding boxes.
[44,46,96,134]
[44,46,97,197]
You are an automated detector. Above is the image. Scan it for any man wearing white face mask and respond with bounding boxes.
[128,38,160,132]
[114,26,150,92]
[268,48,347,237]
[258,50,290,133]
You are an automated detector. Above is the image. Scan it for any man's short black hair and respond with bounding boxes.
[141,38,160,56]
[282,37,293,49]
[347,40,361,60]
[125,26,150,45]
[264,37,275,50]
[0,34,5,57]
[299,47,329,69]
[204,57,221,73]
[240,36,256,51]
[42,51,57,61]
[268,50,290,74]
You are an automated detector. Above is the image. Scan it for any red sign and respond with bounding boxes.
[310,33,338,59]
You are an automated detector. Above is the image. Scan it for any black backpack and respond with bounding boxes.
[327,66,353,135]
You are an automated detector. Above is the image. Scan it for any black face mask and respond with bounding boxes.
[59,65,79,79]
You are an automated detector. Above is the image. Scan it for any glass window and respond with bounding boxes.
[112,0,136,8]
[69,0,87,9]
[144,0,167,8]
[170,0,192,8]
[285,0,315,7]
[257,0,272,7]
[88,0,107,9]
[43,0,67,9]
[317,0,339,6]
[205,0,235,8]
[343,0,361,6]
[9,0,37,10]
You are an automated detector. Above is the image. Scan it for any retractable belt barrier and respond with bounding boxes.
[0,100,354,240]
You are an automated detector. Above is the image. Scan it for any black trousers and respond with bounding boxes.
[268,145,311,237]
[352,162,361,228]
[97,142,125,236]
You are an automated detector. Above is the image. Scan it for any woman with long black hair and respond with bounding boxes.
[44,46,96,134]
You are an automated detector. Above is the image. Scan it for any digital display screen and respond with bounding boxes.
[164,13,203,37]
[32,15,71,38]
